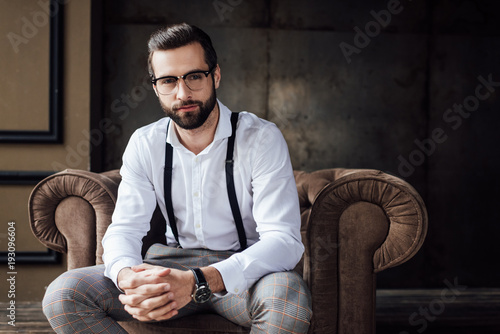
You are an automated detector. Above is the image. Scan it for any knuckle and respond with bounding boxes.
[164,294,174,303]
[150,276,163,284]
[143,285,155,294]
[129,295,141,305]
[151,310,165,320]
[125,305,137,316]
[136,308,147,316]
[141,300,153,309]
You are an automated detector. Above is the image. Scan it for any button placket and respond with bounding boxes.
[192,155,205,246]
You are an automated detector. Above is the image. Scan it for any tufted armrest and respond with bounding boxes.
[294,169,427,334]
[29,169,120,270]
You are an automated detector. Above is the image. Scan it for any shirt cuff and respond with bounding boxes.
[105,258,143,290]
[210,258,246,295]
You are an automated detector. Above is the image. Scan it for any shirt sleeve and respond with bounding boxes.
[102,130,157,288]
[211,122,303,295]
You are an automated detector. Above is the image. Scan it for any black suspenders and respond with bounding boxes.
[163,112,247,250]
[226,112,247,250]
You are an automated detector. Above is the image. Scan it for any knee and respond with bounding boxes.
[42,266,108,318]
[42,269,83,318]
[260,271,312,310]
[252,271,313,332]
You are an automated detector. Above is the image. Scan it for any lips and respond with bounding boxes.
[176,104,199,112]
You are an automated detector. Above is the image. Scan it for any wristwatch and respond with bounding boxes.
[190,268,212,303]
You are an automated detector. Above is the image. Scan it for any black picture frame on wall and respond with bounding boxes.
[0,170,60,264]
[0,249,60,264]
[0,0,63,143]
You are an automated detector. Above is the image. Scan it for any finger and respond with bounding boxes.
[118,284,170,306]
[120,290,173,310]
[119,293,154,307]
[124,302,163,318]
[138,292,175,312]
[130,263,155,271]
[124,304,150,318]
[146,308,179,322]
[120,273,169,290]
[146,300,178,320]
[131,263,169,273]
[130,300,178,321]
[123,294,175,318]
[132,309,178,322]
[133,314,153,322]
[126,282,170,296]
[131,265,171,277]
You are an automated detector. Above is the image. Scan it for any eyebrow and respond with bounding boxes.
[155,68,208,78]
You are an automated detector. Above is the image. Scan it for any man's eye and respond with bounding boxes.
[187,73,203,81]
[159,78,176,85]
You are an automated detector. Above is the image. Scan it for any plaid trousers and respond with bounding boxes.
[43,244,312,334]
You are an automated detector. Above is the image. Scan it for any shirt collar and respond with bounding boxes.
[213,100,233,141]
[166,99,233,150]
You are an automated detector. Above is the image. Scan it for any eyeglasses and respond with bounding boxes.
[151,66,215,95]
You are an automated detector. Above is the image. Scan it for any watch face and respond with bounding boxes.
[194,284,212,303]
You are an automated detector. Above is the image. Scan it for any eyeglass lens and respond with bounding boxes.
[156,72,208,95]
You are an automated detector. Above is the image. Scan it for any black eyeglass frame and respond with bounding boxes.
[151,65,216,94]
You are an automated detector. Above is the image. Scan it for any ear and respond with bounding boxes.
[152,84,159,97]
[213,64,221,89]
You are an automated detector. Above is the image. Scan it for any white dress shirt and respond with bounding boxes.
[102,100,303,295]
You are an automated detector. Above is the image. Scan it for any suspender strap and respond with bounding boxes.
[163,112,247,250]
[164,121,181,245]
[226,112,247,250]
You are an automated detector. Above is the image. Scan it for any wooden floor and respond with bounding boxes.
[376,288,500,334]
[0,302,52,333]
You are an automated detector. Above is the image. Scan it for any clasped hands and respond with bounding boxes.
[118,263,195,322]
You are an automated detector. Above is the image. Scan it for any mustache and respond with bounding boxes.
[172,100,203,111]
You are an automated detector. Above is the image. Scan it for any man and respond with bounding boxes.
[43,23,312,333]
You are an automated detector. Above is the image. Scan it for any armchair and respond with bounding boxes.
[29,168,427,334]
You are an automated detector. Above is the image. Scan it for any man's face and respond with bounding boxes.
[151,43,221,130]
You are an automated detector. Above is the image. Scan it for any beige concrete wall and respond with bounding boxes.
[0,1,50,131]
[0,0,91,301]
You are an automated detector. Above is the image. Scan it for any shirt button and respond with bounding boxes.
[196,224,201,229]
[234,288,239,293]
[194,192,199,197]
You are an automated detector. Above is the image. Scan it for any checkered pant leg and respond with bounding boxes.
[145,244,313,334]
[42,265,131,334]
[212,271,312,334]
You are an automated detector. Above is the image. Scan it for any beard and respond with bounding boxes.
[159,84,217,130]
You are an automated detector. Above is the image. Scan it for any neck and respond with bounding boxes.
[174,103,220,155]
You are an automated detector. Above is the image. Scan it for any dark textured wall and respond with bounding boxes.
[100,0,500,289]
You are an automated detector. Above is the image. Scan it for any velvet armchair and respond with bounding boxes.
[29,168,427,333]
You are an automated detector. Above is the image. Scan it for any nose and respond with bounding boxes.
[176,78,192,100]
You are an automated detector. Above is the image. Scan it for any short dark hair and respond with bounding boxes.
[147,23,217,78]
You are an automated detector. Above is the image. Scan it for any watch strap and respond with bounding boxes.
[190,268,211,303]
[191,268,207,285]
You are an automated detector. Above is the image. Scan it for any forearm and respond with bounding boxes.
[103,177,156,286]
[211,233,304,294]
[102,233,145,286]
[201,266,225,294]
[105,137,158,285]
